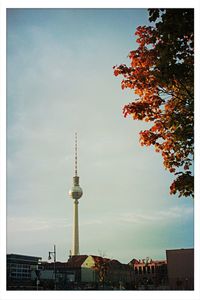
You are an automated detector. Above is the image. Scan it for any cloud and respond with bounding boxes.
[113,205,193,225]
[7,216,103,233]
[16,204,191,231]
[7,217,67,233]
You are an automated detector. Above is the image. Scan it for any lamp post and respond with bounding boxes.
[48,245,56,290]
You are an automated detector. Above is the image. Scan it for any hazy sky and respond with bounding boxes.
[7,8,194,263]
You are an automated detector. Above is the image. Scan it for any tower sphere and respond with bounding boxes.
[69,185,83,200]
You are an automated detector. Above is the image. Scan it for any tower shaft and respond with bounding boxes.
[72,199,79,255]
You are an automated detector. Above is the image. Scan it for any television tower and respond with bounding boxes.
[69,133,83,256]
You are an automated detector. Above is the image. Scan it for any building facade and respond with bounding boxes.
[78,255,134,289]
[129,258,168,289]
[7,254,41,290]
[30,254,134,290]
[7,249,194,290]
[166,248,194,290]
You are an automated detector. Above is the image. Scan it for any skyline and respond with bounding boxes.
[6,8,194,264]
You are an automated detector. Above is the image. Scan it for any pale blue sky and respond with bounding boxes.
[6,8,194,263]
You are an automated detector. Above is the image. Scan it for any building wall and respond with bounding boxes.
[7,254,41,290]
[31,269,54,280]
[166,248,194,290]
[81,268,96,283]
[81,256,96,282]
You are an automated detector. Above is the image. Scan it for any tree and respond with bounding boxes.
[92,256,108,287]
[113,9,194,197]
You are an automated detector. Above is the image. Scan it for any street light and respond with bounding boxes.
[48,244,56,290]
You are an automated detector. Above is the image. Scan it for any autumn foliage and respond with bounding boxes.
[114,9,194,197]
[92,256,109,285]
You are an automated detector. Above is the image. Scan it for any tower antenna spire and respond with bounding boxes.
[75,132,78,177]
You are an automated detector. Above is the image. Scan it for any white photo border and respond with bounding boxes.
[1,1,199,300]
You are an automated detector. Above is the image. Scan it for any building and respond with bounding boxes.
[8,249,194,290]
[33,255,89,290]
[65,254,89,288]
[70,254,134,289]
[166,248,194,290]
[7,254,41,290]
[30,254,134,290]
[129,257,168,289]
[82,255,133,289]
